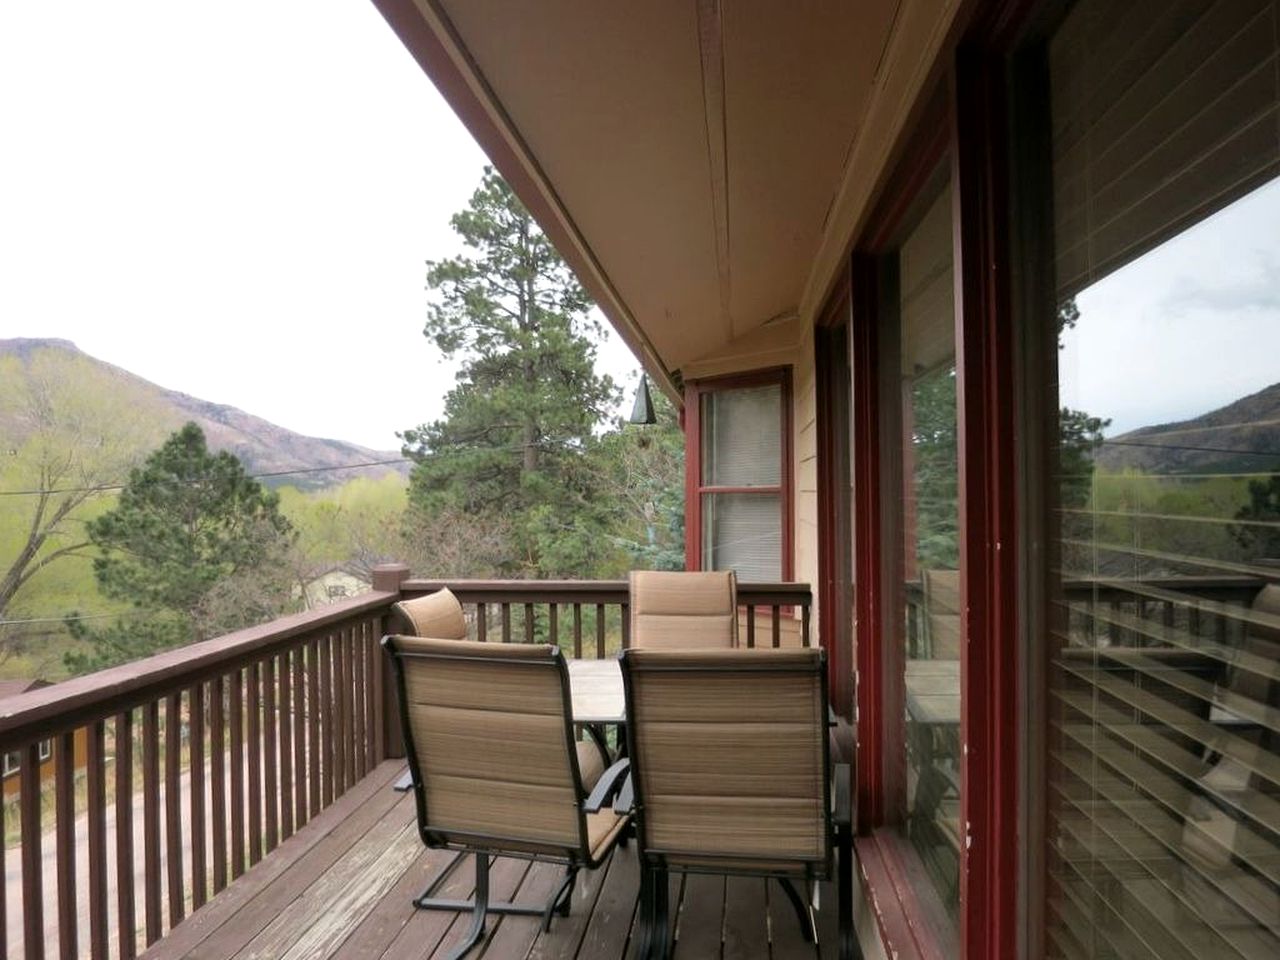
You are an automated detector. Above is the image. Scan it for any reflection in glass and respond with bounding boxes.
[1045,1,1280,954]
[897,179,961,918]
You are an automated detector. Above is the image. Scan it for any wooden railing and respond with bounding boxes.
[905,574,1266,657]
[0,569,812,960]
[0,581,400,960]
[401,578,813,653]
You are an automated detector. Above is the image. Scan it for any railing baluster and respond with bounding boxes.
[294,645,310,825]
[341,628,354,792]
[320,634,334,808]
[190,683,207,908]
[802,603,811,647]
[263,657,278,852]
[87,720,108,958]
[1,779,7,958]
[307,637,321,818]
[595,603,605,658]
[524,603,535,643]
[55,731,76,960]
[747,605,756,648]
[230,670,246,880]
[21,741,44,960]
[771,606,781,648]
[355,622,369,776]
[476,601,487,641]
[279,651,294,841]
[549,602,559,649]
[247,662,263,865]
[573,604,583,657]
[117,711,137,960]
[210,675,227,893]
[501,603,512,642]
[371,617,385,765]
[621,603,630,648]
[143,701,162,944]
[164,694,184,926]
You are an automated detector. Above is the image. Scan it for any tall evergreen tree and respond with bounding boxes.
[402,168,619,577]
[67,422,295,671]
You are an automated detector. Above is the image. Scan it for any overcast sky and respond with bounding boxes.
[1061,176,1280,437]
[0,0,640,452]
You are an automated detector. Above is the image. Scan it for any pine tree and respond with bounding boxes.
[66,422,295,671]
[402,168,619,577]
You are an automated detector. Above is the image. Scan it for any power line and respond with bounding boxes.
[0,611,148,626]
[0,457,411,497]
[1101,438,1280,459]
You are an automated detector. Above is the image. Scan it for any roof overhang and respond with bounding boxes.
[371,0,964,401]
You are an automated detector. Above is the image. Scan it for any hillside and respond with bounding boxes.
[1095,382,1280,475]
[0,338,408,490]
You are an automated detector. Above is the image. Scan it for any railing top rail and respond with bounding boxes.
[0,589,398,749]
[401,578,814,605]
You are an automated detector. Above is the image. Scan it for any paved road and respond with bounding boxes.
[5,753,232,958]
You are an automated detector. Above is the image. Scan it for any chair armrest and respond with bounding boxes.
[583,758,631,813]
[613,774,635,816]
[833,762,852,828]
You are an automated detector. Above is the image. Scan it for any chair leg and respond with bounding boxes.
[446,853,490,960]
[631,865,655,960]
[650,868,671,960]
[413,850,469,907]
[776,877,817,942]
[837,825,863,960]
[542,866,579,931]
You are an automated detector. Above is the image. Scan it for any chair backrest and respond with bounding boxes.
[392,587,467,639]
[384,635,589,858]
[629,569,738,650]
[922,569,961,659]
[620,646,830,875]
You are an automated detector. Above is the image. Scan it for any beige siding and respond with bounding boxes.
[793,325,820,642]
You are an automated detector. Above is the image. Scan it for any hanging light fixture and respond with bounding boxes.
[628,373,656,425]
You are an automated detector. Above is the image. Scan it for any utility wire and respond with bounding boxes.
[0,611,149,626]
[1099,438,1280,459]
[0,456,412,497]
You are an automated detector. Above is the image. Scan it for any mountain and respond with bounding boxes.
[1095,382,1280,475]
[0,338,408,491]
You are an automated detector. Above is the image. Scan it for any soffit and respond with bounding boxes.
[432,0,899,376]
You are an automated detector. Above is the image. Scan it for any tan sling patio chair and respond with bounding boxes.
[383,636,631,960]
[628,569,738,650]
[618,646,859,960]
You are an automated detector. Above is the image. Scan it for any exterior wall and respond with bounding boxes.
[2,728,89,800]
[792,323,822,645]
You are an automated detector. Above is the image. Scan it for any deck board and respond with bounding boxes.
[142,764,851,960]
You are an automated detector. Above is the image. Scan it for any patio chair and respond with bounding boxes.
[618,646,859,960]
[628,569,738,649]
[383,635,631,960]
[391,586,468,639]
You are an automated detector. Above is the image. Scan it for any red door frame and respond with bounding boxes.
[841,2,1032,954]
[815,281,855,725]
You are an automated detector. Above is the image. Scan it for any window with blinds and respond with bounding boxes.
[1044,2,1280,957]
[697,380,786,581]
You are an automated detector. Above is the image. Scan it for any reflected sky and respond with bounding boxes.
[1060,176,1280,437]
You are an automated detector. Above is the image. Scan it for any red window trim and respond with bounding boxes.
[842,2,1032,954]
[683,367,794,583]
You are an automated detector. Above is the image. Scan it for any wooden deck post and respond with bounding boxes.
[371,563,410,760]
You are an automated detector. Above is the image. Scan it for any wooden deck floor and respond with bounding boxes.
[141,760,845,960]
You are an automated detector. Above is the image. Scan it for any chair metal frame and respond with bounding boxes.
[618,648,860,960]
[384,637,630,960]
